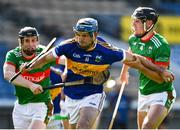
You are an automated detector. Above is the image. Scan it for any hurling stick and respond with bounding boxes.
[108,82,126,130]
[43,80,85,90]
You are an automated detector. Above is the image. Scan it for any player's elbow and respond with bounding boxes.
[4,74,8,81]
[3,71,11,81]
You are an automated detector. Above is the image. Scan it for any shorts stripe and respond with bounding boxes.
[98,92,106,111]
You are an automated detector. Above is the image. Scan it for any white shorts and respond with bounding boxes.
[138,90,176,112]
[60,100,69,117]
[64,92,106,124]
[12,100,52,129]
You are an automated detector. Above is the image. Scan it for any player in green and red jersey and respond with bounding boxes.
[120,7,176,129]
[3,27,57,129]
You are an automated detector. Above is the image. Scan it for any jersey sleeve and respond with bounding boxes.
[52,41,69,58]
[103,45,126,64]
[109,48,126,63]
[5,51,18,68]
[154,43,170,66]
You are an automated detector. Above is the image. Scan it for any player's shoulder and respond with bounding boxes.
[97,36,110,47]
[129,34,136,39]
[97,36,106,43]
[151,33,169,48]
[153,33,168,44]
[6,47,21,57]
[97,37,119,51]
[59,38,76,46]
[128,34,137,43]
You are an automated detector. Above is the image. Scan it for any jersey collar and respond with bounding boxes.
[141,31,156,42]
[22,53,36,61]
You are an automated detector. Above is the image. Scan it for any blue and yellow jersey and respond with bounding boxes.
[52,37,125,99]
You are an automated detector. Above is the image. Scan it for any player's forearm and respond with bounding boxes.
[119,64,130,84]
[139,65,164,83]
[120,64,129,76]
[12,76,35,88]
[4,70,34,89]
[31,51,55,69]
[138,55,165,74]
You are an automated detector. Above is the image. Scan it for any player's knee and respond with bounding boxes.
[77,120,91,129]
[142,121,156,129]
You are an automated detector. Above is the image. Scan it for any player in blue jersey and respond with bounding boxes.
[25,18,174,129]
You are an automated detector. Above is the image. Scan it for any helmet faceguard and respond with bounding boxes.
[131,7,159,38]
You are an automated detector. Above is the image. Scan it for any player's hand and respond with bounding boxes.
[119,71,129,85]
[29,83,43,95]
[160,70,175,82]
[19,62,33,72]
[28,62,36,71]
[19,62,29,72]
[61,71,67,82]
[124,55,143,70]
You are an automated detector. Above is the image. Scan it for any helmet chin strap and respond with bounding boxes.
[136,21,155,38]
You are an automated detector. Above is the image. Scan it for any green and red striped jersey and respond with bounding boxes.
[128,32,174,95]
[5,45,56,104]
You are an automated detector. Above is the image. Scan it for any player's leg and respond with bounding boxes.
[92,113,101,129]
[76,92,106,129]
[77,107,99,129]
[60,96,70,129]
[63,96,80,129]
[137,111,147,129]
[65,92,105,129]
[12,101,31,129]
[70,123,77,129]
[62,119,70,129]
[137,92,148,129]
[141,90,176,129]
[28,102,53,129]
[28,120,46,129]
[141,104,167,129]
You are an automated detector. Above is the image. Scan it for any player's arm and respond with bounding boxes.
[51,55,67,82]
[135,54,173,82]
[29,49,56,70]
[123,52,172,83]
[60,55,68,82]
[123,51,164,83]
[119,48,131,84]
[3,63,43,94]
